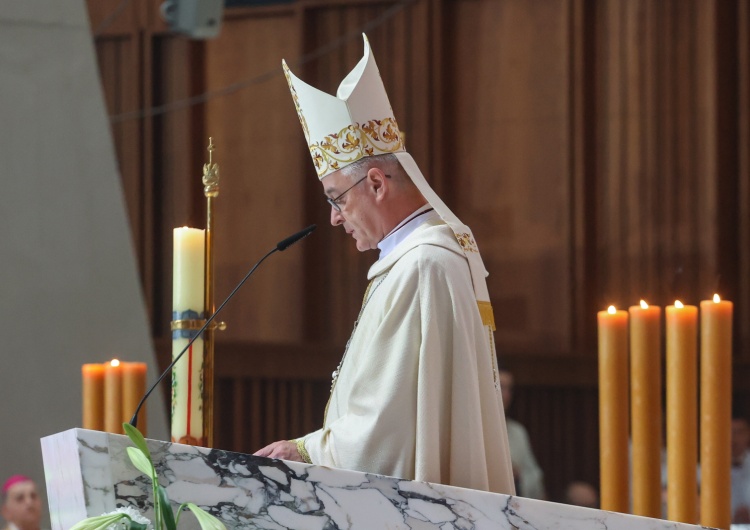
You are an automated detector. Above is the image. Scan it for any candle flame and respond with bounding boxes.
[110,359,120,367]
[640,300,649,309]
[607,305,616,314]
[713,293,721,303]
[674,300,684,309]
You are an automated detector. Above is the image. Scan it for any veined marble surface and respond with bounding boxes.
[42,428,712,530]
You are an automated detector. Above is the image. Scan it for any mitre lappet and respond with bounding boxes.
[282,34,496,330]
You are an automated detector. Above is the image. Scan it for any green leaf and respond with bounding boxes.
[185,503,227,530]
[126,447,155,478]
[127,520,148,530]
[123,423,152,461]
[69,513,130,530]
[157,485,177,530]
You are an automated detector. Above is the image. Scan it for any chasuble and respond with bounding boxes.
[298,219,515,495]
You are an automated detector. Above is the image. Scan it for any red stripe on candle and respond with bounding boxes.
[187,344,193,436]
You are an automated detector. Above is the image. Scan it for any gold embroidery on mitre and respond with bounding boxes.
[309,117,405,177]
[477,301,496,331]
[456,232,479,253]
[282,63,310,144]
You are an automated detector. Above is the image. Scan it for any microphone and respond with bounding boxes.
[129,224,317,429]
[277,224,317,251]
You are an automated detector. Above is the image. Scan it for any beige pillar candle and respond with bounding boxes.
[598,305,629,512]
[666,301,698,524]
[82,363,105,431]
[700,294,733,529]
[103,359,123,434]
[172,227,206,445]
[629,300,662,518]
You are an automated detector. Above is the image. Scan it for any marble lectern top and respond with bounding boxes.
[41,429,711,530]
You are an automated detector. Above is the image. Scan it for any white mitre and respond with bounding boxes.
[282,35,496,330]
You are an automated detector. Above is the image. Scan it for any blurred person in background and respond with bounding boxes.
[499,368,546,499]
[1,476,42,530]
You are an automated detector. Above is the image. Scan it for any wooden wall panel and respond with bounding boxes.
[740,0,750,349]
[595,0,720,311]
[446,0,576,355]
[203,8,306,343]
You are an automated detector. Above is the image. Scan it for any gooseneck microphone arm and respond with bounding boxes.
[129,224,317,429]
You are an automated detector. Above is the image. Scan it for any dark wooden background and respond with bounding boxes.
[87,0,750,502]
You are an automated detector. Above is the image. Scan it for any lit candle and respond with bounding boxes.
[666,300,698,524]
[629,300,662,517]
[172,227,205,445]
[82,363,105,430]
[122,362,147,437]
[700,294,733,529]
[103,359,123,434]
[598,305,629,512]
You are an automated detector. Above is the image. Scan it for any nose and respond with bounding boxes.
[330,206,345,226]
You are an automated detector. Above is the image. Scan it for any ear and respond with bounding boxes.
[367,167,389,203]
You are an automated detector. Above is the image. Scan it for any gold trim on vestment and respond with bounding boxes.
[293,438,312,464]
[477,301,496,331]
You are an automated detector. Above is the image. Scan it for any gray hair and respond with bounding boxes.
[340,153,412,187]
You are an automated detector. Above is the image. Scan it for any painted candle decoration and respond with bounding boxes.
[172,227,206,445]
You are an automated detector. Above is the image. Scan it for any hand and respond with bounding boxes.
[253,440,303,462]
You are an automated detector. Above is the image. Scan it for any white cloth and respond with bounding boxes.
[301,218,515,494]
[377,204,437,260]
[506,418,545,499]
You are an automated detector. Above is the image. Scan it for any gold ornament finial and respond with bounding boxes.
[203,137,219,198]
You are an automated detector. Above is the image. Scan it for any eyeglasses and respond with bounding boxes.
[326,176,367,212]
[326,174,391,212]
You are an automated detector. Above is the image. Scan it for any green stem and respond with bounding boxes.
[152,472,161,530]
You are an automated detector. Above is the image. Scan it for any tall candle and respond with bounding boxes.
[172,227,205,445]
[700,294,733,529]
[82,363,105,430]
[122,362,147,437]
[598,305,629,512]
[103,359,123,434]
[666,300,698,524]
[629,300,662,517]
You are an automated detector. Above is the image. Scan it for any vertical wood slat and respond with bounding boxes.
[739,0,750,343]
[250,380,262,453]
[302,382,316,435]
[231,379,246,450]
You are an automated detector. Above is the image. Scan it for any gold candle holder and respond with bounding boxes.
[202,137,223,448]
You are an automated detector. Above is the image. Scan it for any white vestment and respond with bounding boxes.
[300,218,515,494]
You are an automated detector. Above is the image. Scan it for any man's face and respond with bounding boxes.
[1,481,41,530]
[323,170,382,252]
